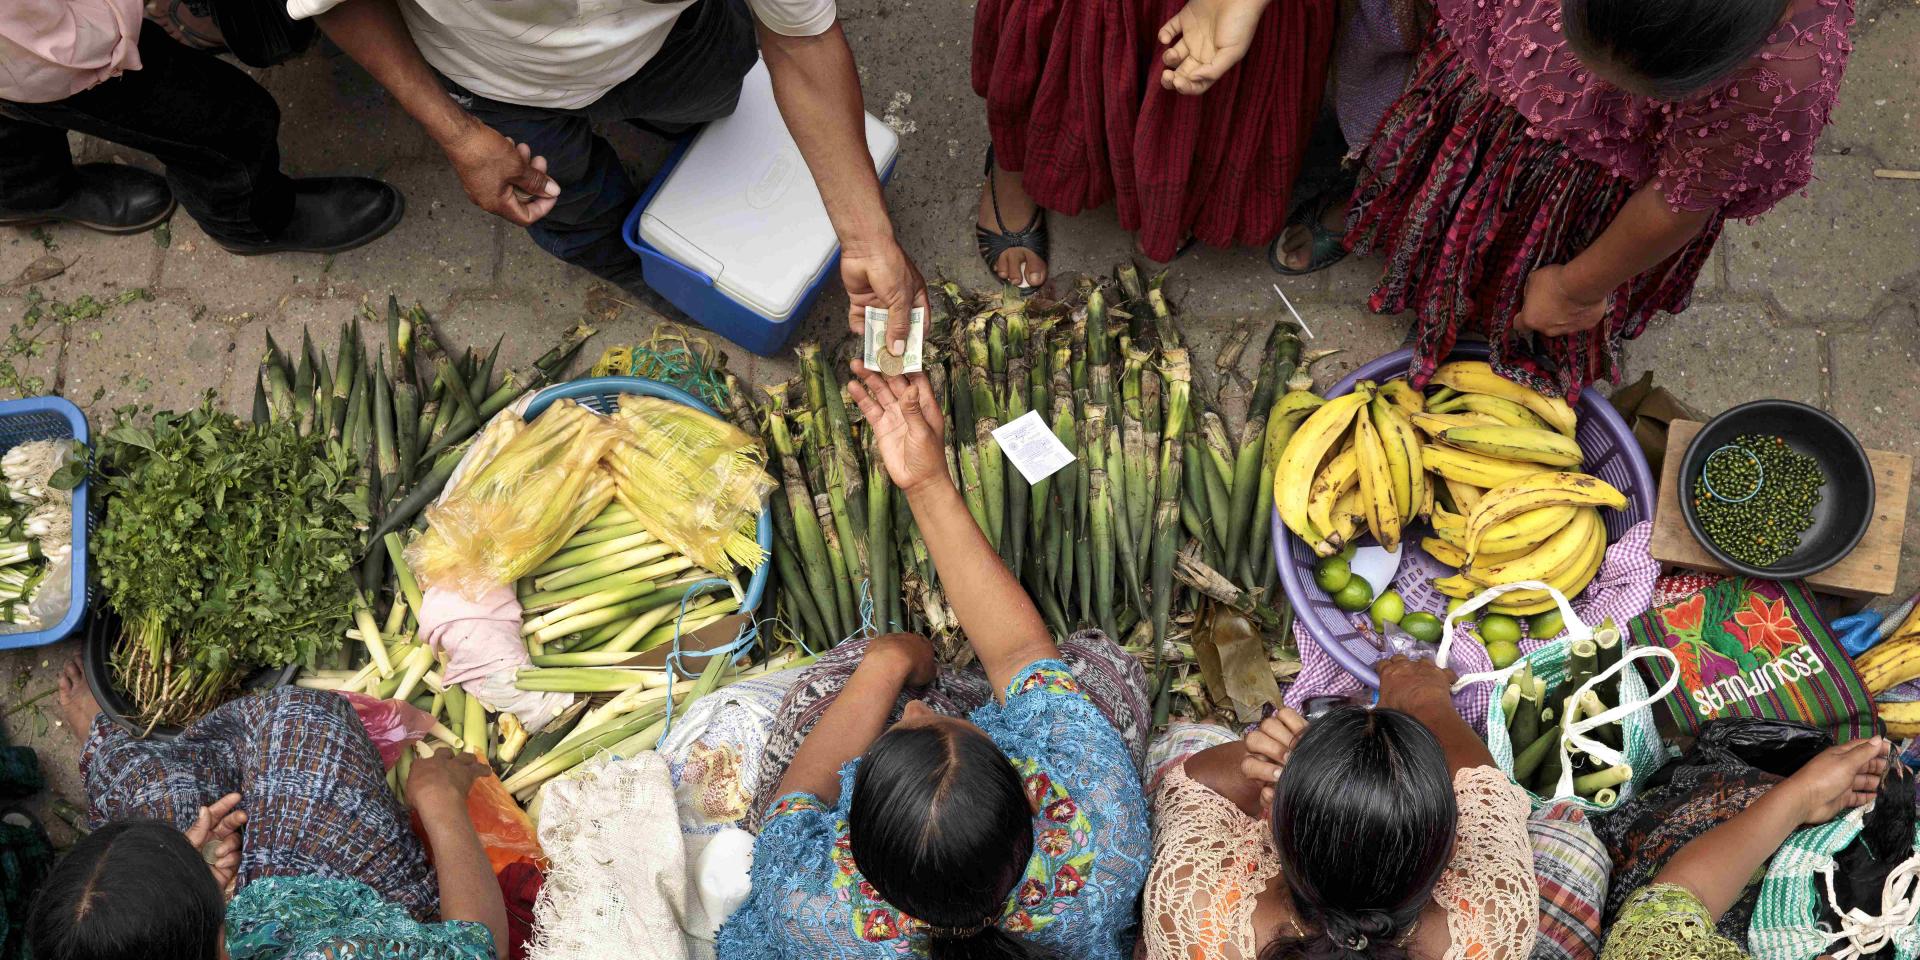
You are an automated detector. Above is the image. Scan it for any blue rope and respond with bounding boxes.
[656,578,754,740]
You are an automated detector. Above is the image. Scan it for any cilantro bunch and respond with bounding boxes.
[94,395,368,727]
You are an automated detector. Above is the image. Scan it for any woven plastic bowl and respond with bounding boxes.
[1273,343,1656,688]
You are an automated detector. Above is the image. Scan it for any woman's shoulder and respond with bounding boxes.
[225,876,494,960]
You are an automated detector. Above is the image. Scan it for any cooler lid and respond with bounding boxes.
[636,60,901,320]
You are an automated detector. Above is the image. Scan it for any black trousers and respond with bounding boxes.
[0,21,294,244]
[448,0,760,293]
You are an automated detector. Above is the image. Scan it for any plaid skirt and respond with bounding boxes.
[972,0,1335,261]
[1346,29,1722,401]
[748,631,1151,827]
[81,687,438,919]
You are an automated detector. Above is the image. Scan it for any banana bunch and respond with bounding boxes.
[1277,380,1427,555]
[1855,603,1920,737]
[1427,472,1627,616]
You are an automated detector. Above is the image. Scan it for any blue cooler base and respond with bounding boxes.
[621,139,898,357]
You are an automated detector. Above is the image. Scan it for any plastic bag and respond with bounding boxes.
[408,400,623,600]
[606,396,773,575]
[339,690,436,768]
[1644,715,1832,788]
[469,769,544,875]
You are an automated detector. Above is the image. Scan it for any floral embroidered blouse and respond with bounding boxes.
[224,875,495,960]
[714,660,1151,959]
[1439,0,1854,218]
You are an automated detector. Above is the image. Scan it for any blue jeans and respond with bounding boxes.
[450,0,759,294]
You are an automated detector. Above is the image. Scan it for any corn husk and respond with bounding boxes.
[606,395,773,574]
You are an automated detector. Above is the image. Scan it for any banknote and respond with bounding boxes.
[862,305,925,376]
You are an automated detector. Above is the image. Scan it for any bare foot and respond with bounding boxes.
[57,659,100,742]
[1278,195,1352,271]
[977,164,1049,288]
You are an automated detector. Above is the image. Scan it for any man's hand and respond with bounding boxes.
[1158,0,1271,96]
[847,363,948,496]
[183,792,246,898]
[1515,265,1609,338]
[443,125,561,227]
[843,237,927,357]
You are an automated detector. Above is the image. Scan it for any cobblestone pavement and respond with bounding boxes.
[1,0,1915,840]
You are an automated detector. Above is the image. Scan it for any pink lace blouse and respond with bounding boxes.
[1438,0,1854,218]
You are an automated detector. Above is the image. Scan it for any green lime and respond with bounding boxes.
[1446,597,1469,618]
[1333,577,1375,612]
[1339,541,1357,561]
[1370,590,1406,628]
[1400,612,1444,644]
[1527,608,1567,640]
[1479,614,1522,646]
[1313,556,1353,593]
[1485,639,1522,669]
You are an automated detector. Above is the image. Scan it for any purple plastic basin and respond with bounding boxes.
[1272,343,1656,688]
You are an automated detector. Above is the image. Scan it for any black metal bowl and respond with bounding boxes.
[82,605,298,740]
[1679,399,1874,580]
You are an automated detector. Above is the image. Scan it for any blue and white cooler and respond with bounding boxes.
[623,60,902,356]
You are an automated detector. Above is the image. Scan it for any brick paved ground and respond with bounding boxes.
[1,0,1915,841]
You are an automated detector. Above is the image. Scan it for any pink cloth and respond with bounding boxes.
[1438,0,1853,219]
[0,0,143,104]
[420,585,570,732]
[1287,521,1660,733]
[337,691,437,769]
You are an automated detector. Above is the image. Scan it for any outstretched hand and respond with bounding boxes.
[1784,737,1890,826]
[846,361,948,495]
[1158,0,1270,95]
[183,792,246,898]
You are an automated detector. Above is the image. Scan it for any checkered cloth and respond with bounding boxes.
[1287,521,1660,733]
[1528,802,1608,960]
[82,687,437,918]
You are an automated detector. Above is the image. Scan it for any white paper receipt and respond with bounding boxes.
[991,410,1076,485]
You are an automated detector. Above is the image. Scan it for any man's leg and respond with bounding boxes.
[457,91,647,292]
[0,116,77,210]
[593,0,760,129]
[0,109,175,233]
[14,22,399,252]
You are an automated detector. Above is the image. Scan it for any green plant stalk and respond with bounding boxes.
[1225,415,1266,581]
[768,397,843,640]
[519,564,669,612]
[817,496,858,639]
[353,590,393,675]
[532,534,667,578]
[627,599,739,655]
[1573,764,1632,796]
[514,667,656,693]
[866,430,896,631]
[957,442,990,541]
[558,520,651,550]
[1090,468,1116,638]
[372,348,399,497]
[768,488,831,648]
[976,420,1006,558]
[374,442,470,539]
[331,320,356,432]
[522,581,662,635]
[391,378,421,488]
[503,709,661,799]
[471,334,503,406]
[533,547,688,593]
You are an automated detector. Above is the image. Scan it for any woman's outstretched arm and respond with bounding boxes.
[772,634,937,805]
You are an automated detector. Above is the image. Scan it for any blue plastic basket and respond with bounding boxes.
[0,396,89,650]
[523,376,772,620]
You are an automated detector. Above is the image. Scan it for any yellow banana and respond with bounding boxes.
[1379,380,1425,417]
[1442,425,1584,468]
[1859,639,1920,694]
[1421,537,1532,571]
[1423,444,1554,488]
[1411,411,1503,437]
[1276,388,1370,543]
[1333,488,1363,545]
[1418,469,1435,521]
[1306,448,1361,543]
[1434,393,1552,431]
[1431,505,1578,555]
[1353,409,1402,550]
[1485,528,1610,616]
[1880,700,1920,739]
[1371,395,1425,525]
[1889,602,1920,643]
[1442,476,1483,516]
[1465,508,1601,588]
[1431,360,1579,437]
[1466,472,1627,558]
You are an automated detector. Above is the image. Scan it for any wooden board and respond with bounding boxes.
[1649,419,1911,598]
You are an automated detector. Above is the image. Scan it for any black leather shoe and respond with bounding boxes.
[217,176,404,256]
[0,163,175,235]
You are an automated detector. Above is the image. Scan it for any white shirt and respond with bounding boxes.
[287,0,836,109]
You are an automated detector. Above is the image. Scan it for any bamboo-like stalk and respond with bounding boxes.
[1150,349,1192,662]
[766,387,844,639]
[817,493,858,639]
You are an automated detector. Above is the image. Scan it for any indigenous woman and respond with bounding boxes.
[1601,738,1889,960]
[31,664,506,960]
[1143,656,1538,960]
[1299,0,1853,399]
[718,363,1150,959]
[970,0,1336,288]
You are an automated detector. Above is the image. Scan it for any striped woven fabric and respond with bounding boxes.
[1748,807,1920,960]
[1527,802,1609,960]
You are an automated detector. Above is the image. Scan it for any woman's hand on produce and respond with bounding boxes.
[1242,708,1308,811]
[1157,0,1270,95]
[1376,655,1458,714]
[847,363,949,495]
[408,746,488,811]
[1515,265,1608,338]
[183,792,246,898]
[1783,737,1889,826]
[867,632,939,686]
[843,236,928,355]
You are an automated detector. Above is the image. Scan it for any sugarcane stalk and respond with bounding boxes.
[1090,468,1116,638]
[817,494,859,638]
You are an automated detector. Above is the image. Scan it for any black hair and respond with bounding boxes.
[847,722,1049,960]
[1262,706,1458,960]
[28,819,224,960]
[1562,0,1792,99]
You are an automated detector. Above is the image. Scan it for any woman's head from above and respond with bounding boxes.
[29,819,225,960]
[849,704,1043,960]
[1561,0,1793,99]
[1266,706,1457,960]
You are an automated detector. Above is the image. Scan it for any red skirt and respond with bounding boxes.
[1346,31,1723,401]
[972,0,1335,262]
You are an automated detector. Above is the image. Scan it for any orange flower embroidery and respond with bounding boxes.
[1662,594,1705,633]
[1730,596,1798,657]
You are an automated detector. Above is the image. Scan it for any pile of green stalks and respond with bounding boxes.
[738,270,1316,722]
